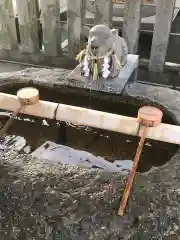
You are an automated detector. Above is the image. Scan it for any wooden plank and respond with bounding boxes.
[39,0,61,56]
[122,0,142,54]
[149,0,176,73]
[0,0,17,50]
[16,0,39,53]
[94,0,113,27]
[67,0,84,58]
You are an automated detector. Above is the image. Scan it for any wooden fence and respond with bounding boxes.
[0,0,178,73]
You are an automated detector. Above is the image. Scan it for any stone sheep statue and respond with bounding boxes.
[76,24,128,81]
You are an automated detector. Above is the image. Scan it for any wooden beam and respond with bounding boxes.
[94,0,113,27]
[140,58,180,72]
[0,91,180,145]
[16,0,39,53]
[149,0,176,73]
[122,0,141,54]
[39,0,61,56]
[67,0,83,58]
[0,0,17,50]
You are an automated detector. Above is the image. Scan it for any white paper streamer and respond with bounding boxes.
[102,69,111,79]
[104,56,110,63]
[81,55,112,79]
[102,56,111,79]
[82,56,90,77]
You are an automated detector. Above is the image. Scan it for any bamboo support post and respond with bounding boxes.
[0,91,179,145]
[118,106,163,216]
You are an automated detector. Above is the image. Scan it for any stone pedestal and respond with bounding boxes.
[66,54,139,94]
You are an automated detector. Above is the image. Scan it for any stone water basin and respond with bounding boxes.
[0,68,180,239]
[0,79,178,173]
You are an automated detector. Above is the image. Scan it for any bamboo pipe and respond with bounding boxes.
[0,92,179,145]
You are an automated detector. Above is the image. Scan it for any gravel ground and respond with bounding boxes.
[0,147,180,240]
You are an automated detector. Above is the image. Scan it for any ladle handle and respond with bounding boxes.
[118,126,148,216]
[0,106,23,136]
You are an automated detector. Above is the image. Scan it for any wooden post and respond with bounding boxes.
[81,0,86,27]
[80,0,86,46]
[94,0,113,27]
[16,0,39,53]
[67,0,83,58]
[122,0,142,54]
[149,0,176,73]
[39,0,61,56]
[0,0,17,50]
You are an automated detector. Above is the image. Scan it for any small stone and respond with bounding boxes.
[148,213,154,219]
[145,142,152,147]
[173,224,179,232]
[23,145,31,154]
[169,231,176,236]
[149,202,155,211]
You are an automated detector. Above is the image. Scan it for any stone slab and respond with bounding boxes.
[66,54,139,94]
[32,141,133,174]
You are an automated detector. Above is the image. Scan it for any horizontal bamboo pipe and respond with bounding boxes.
[0,92,179,145]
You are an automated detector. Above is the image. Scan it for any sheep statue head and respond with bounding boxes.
[76,24,128,81]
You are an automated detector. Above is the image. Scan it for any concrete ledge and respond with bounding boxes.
[0,49,77,70]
